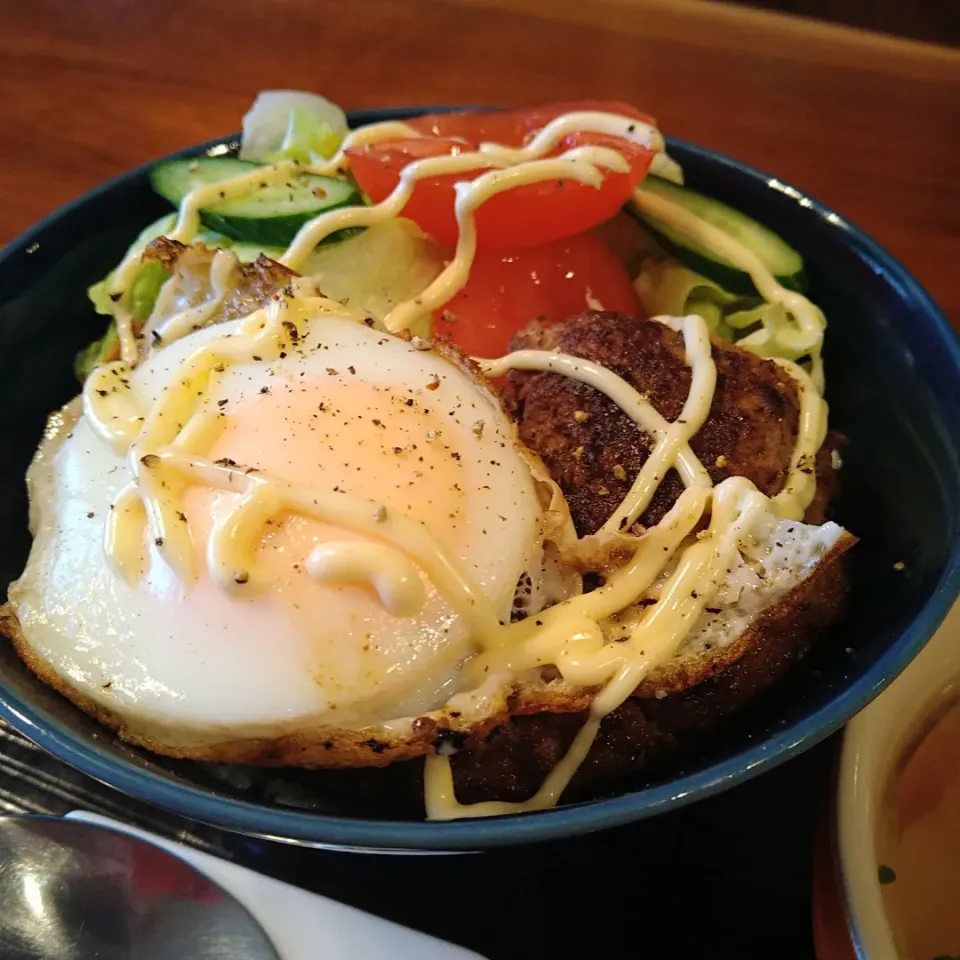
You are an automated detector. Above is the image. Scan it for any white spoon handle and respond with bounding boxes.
[66,811,487,960]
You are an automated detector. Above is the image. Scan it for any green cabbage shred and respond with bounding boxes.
[633,256,824,361]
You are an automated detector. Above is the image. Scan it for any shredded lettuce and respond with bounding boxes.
[633,257,739,336]
[129,261,170,322]
[265,107,343,164]
[87,273,116,317]
[727,300,826,361]
[192,228,233,249]
[79,214,186,379]
[77,265,169,380]
[240,91,347,164]
[133,213,177,248]
[230,242,285,263]
[301,219,444,337]
[633,255,825,361]
[74,324,119,380]
[685,298,735,341]
[86,213,178,318]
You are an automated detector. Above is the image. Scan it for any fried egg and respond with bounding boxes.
[7,312,573,764]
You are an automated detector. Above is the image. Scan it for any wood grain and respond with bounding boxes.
[2,0,959,323]
[719,0,959,47]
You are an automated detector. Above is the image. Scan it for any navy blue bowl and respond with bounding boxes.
[1,109,958,851]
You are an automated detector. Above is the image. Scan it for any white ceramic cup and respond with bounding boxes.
[836,595,960,958]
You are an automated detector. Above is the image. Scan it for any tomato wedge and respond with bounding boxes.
[348,101,658,251]
[434,229,644,358]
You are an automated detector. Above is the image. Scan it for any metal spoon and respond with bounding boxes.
[0,816,280,960]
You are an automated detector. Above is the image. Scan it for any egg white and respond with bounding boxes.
[9,314,559,753]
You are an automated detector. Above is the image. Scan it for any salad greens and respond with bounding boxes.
[78,90,825,382]
[260,106,344,165]
[74,324,120,381]
[78,214,181,378]
[302,219,444,337]
[240,90,347,164]
[633,255,822,362]
[78,93,356,376]
[633,257,740,341]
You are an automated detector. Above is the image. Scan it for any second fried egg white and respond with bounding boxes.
[9,313,565,753]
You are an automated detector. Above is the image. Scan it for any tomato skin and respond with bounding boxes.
[347,102,658,251]
[434,230,644,358]
[406,101,656,145]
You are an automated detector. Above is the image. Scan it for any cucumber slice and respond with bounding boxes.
[630,177,807,296]
[149,156,361,247]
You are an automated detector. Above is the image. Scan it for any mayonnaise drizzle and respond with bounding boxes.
[481,345,711,493]
[173,162,304,246]
[279,110,662,334]
[106,159,302,344]
[384,150,627,335]
[631,185,827,393]
[87,295,504,645]
[114,308,139,365]
[426,476,776,819]
[771,356,828,520]
[152,247,240,344]
[80,105,835,820]
[306,542,427,618]
[82,361,144,454]
[477,310,717,534]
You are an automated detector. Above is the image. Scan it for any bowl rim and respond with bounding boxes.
[1,108,959,851]
[836,597,960,957]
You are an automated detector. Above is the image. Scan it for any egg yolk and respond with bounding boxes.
[181,377,467,601]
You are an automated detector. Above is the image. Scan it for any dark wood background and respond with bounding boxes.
[3,0,958,328]
[0,5,957,957]
[725,0,958,46]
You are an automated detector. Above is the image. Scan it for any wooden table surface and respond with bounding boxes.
[3,0,960,324]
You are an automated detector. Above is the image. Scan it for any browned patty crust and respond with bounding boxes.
[449,531,854,804]
[1,306,853,808]
[504,311,839,535]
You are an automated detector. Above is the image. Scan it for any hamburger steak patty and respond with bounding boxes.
[448,529,850,804]
[504,311,840,535]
